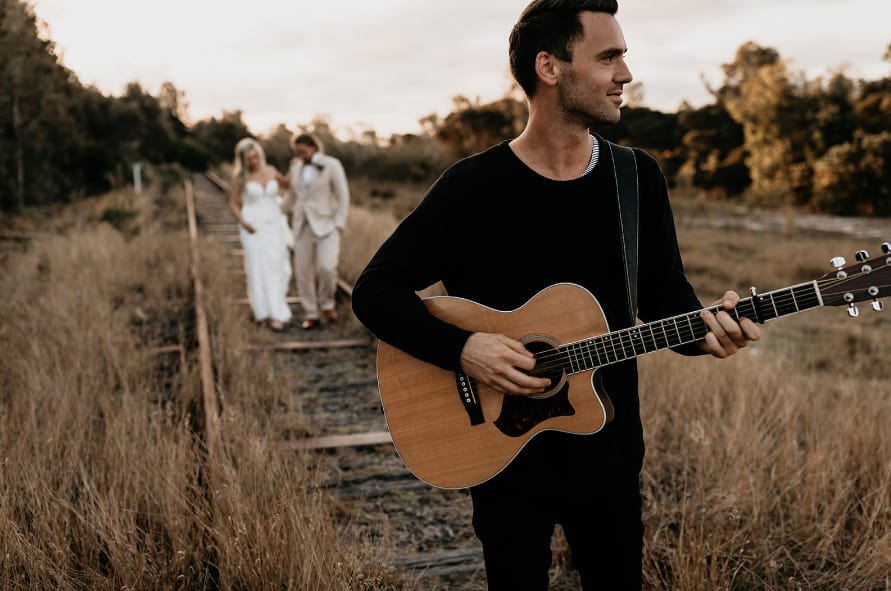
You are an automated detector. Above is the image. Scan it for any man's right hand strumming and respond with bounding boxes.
[459,332,552,396]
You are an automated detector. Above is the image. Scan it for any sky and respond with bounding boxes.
[30,0,891,138]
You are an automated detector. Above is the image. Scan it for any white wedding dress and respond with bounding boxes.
[239,179,293,324]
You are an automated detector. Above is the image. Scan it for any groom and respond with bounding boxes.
[284,132,351,330]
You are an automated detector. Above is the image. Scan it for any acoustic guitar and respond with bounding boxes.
[376,245,891,489]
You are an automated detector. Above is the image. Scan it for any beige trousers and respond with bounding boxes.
[293,223,340,320]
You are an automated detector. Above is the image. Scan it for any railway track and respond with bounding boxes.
[189,172,487,589]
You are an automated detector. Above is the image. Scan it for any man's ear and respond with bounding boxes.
[535,51,561,88]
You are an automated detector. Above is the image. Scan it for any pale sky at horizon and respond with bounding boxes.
[29,0,891,138]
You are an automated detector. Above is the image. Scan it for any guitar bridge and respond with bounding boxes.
[456,372,484,426]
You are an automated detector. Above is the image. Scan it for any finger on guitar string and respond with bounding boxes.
[460,332,552,396]
[698,290,761,358]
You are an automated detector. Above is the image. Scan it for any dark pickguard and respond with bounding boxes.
[493,381,574,437]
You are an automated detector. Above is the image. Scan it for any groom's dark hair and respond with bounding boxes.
[291,132,324,154]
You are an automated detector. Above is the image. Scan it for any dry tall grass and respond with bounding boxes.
[0,187,408,590]
[640,225,891,590]
[342,195,890,590]
[2,183,887,590]
[0,190,211,589]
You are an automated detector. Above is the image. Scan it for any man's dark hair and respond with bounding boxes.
[509,0,619,97]
[291,132,324,153]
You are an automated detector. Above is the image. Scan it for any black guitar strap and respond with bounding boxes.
[605,140,639,325]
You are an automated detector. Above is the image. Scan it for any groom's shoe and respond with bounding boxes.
[322,309,338,322]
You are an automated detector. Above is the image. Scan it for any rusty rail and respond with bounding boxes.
[185,179,224,466]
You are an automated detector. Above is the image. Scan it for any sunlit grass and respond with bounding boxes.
[1,184,887,590]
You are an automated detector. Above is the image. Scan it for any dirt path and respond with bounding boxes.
[192,174,493,590]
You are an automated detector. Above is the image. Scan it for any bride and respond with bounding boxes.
[228,138,293,330]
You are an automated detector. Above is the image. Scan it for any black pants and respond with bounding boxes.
[469,431,644,590]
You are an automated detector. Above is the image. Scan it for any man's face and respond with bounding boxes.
[294,143,314,163]
[556,11,633,125]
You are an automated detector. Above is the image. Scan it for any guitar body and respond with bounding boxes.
[374,245,891,489]
[376,283,615,489]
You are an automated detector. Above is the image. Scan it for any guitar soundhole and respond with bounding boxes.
[523,339,565,387]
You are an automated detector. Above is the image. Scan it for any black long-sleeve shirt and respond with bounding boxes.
[352,137,703,484]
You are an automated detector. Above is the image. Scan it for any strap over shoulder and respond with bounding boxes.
[604,140,639,325]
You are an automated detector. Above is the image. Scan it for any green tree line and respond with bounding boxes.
[0,0,212,209]
[426,41,891,216]
[2,0,889,215]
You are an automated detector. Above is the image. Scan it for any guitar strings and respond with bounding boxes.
[528,288,826,373]
[517,268,887,374]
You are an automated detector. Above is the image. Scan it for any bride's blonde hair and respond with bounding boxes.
[232,138,267,186]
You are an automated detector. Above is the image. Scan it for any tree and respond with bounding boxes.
[806,71,857,154]
[593,105,683,183]
[0,0,77,209]
[191,110,253,165]
[260,124,294,171]
[854,46,891,136]
[676,103,749,198]
[432,96,528,160]
[812,131,891,216]
[715,42,815,205]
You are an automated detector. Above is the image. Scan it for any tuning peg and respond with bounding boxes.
[831,256,848,277]
[855,250,869,262]
[843,293,859,317]
[882,242,891,254]
[868,287,884,312]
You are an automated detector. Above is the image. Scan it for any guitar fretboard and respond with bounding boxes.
[548,281,823,374]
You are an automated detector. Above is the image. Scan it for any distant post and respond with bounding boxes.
[133,162,143,194]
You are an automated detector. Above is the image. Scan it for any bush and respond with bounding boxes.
[812,132,891,215]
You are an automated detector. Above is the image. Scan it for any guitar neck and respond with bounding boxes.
[556,280,824,374]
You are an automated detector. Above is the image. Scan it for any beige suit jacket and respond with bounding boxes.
[284,153,350,238]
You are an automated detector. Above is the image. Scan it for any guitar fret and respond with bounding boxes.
[620,331,633,359]
[576,342,588,371]
[630,327,644,355]
[639,326,648,352]
[607,334,619,364]
[564,344,574,373]
[568,343,580,373]
[629,329,639,355]
[563,343,576,373]
[536,280,831,376]
[614,334,628,361]
[577,341,589,370]
[641,325,653,352]
[647,323,660,350]
[737,299,755,321]
[585,339,599,368]
[586,338,602,367]
[777,292,797,317]
[694,314,709,340]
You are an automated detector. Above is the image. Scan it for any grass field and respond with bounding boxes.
[1,182,888,590]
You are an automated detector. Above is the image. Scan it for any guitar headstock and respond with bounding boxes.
[817,242,891,317]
